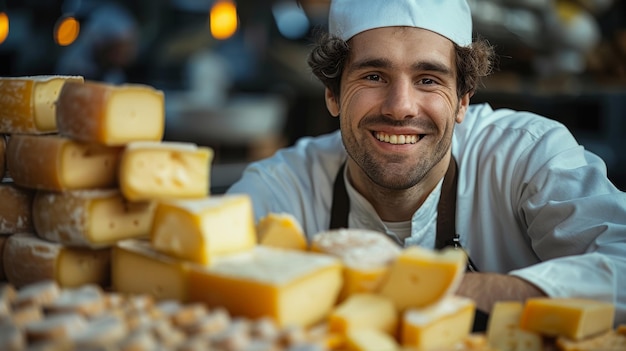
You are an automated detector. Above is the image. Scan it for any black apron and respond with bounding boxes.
[328,157,488,331]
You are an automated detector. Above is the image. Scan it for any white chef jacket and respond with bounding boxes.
[227,103,626,324]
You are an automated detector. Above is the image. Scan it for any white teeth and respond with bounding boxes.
[375,132,420,144]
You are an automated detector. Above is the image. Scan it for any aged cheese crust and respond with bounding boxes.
[0,182,34,234]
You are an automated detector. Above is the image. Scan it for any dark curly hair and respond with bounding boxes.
[307,31,495,99]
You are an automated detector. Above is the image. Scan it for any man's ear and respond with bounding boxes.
[325,88,340,117]
[455,92,471,123]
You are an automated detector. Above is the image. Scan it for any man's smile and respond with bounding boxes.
[373,131,423,145]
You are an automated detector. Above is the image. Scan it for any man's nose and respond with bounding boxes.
[381,79,418,120]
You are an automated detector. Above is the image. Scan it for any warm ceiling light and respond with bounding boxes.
[210,0,238,40]
[0,12,8,45]
[54,16,80,46]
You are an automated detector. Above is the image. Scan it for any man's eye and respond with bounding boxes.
[365,74,381,81]
[420,78,436,85]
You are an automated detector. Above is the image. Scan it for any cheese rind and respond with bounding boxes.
[0,75,84,134]
[56,81,164,145]
[401,296,475,349]
[519,297,615,340]
[6,134,122,191]
[151,195,256,265]
[33,189,156,248]
[378,246,466,311]
[0,182,34,234]
[328,293,398,336]
[311,229,401,301]
[257,212,307,251]
[112,239,190,302]
[0,135,6,178]
[187,246,343,328]
[2,233,110,288]
[118,141,212,201]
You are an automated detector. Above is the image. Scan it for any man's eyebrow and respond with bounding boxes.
[348,57,453,76]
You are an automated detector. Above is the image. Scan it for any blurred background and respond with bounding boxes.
[1,0,625,192]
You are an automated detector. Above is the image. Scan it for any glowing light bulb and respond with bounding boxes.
[0,12,9,45]
[210,0,238,40]
[54,16,80,46]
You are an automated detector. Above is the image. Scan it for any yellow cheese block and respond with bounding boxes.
[257,212,307,250]
[2,233,110,288]
[187,246,343,328]
[118,141,212,201]
[0,135,5,178]
[344,328,400,351]
[328,293,398,336]
[6,134,122,191]
[0,182,34,234]
[151,194,255,265]
[378,246,466,311]
[0,75,84,134]
[519,297,615,340]
[487,301,543,351]
[401,296,475,350]
[111,239,189,302]
[32,189,156,248]
[56,81,164,146]
[311,229,401,301]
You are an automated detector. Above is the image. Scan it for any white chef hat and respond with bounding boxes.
[328,0,473,46]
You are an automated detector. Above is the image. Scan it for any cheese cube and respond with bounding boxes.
[0,75,84,134]
[519,297,615,340]
[151,194,255,265]
[2,233,110,288]
[0,182,34,234]
[6,134,122,191]
[187,246,342,328]
[56,81,164,145]
[311,229,401,301]
[401,296,475,349]
[112,240,189,302]
[378,246,466,311]
[344,328,400,351]
[33,189,156,248]
[118,141,212,201]
[257,212,307,250]
[328,293,398,336]
[487,301,543,351]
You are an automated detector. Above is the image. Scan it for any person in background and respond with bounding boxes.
[55,2,138,84]
[227,0,626,328]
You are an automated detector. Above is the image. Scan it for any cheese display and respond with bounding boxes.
[56,80,165,145]
[0,182,33,234]
[257,212,307,251]
[378,246,467,311]
[519,297,615,340]
[187,246,343,328]
[151,194,256,265]
[112,239,190,302]
[486,301,543,351]
[401,295,476,349]
[32,189,156,248]
[2,233,110,288]
[6,134,122,191]
[0,75,84,134]
[118,141,213,201]
[311,229,401,301]
[328,293,398,336]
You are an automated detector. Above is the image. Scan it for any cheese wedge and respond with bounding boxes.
[56,81,164,145]
[112,239,189,302]
[151,195,256,265]
[2,233,110,288]
[0,75,84,134]
[0,182,34,234]
[519,297,615,340]
[311,229,401,301]
[328,293,398,336]
[6,134,122,191]
[487,301,543,351]
[257,212,307,250]
[187,246,343,328]
[118,141,212,201]
[33,189,156,248]
[401,296,475,349]
[344,328,400,351]
[378,246,467,311]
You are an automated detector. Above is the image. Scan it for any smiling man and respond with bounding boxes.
[227,0,626,328]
